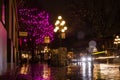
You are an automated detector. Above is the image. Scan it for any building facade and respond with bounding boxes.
[0,0,18,75]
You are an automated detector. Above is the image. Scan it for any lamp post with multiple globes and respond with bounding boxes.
[113,35,120,56]
[114,35,120,49]
[54,16,67,47]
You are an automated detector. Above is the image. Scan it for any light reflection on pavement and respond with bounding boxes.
[67,62,93,80]
[17,62,120,80]
[18,63,51,80]
[94,64,120,80]
[20,64,29,74]
[67,62,120,80]
[42,64,51,79]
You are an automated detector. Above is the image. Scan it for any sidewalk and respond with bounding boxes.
[0,63,21,80]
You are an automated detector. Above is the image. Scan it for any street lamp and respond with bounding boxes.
[114,35,120,48]
[54,16,67,47]
[113,35,120,57]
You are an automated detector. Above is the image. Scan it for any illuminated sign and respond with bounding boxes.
[19,32,28,36]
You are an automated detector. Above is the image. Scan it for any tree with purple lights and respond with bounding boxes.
[18,8,54,45]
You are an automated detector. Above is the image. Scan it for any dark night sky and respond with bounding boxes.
[19,0,120,49]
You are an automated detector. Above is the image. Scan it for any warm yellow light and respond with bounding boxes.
[56,26,59,30]
[54,28,58,32]
[60,20,65,26]
[55,20,60,26]
[20,65,29,74]
[61,29,65,32]
[54,27,59,32]
[58,16,62,20]
[118,38,120,40]
[114,42,117,44]
[114,35,120,44]
[115,39,117,41]
[116,35,119,38]
[54,16,68,33]
[22,54,28,58]
[64,26,67,30]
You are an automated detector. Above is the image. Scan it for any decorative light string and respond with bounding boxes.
[18,8,54,44]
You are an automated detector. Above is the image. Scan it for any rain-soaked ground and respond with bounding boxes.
[1,62,120,80]
[17,62,120,80]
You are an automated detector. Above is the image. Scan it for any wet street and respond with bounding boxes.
[12,62,120,80]
[17,63,67,80]
[93,63,120,80]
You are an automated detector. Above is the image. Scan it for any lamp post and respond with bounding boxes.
[114,35,120,49]
[113,35,120,57]
[54,16,67,47]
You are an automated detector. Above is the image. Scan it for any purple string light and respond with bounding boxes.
[18,8,54,44]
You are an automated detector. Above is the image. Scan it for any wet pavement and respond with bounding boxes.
[17,63,68,80]
[93,63,120,80]
[1,62,120,80]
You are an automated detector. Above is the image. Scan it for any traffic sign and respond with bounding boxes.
[88,40,97,53]
[89,40,96,47]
